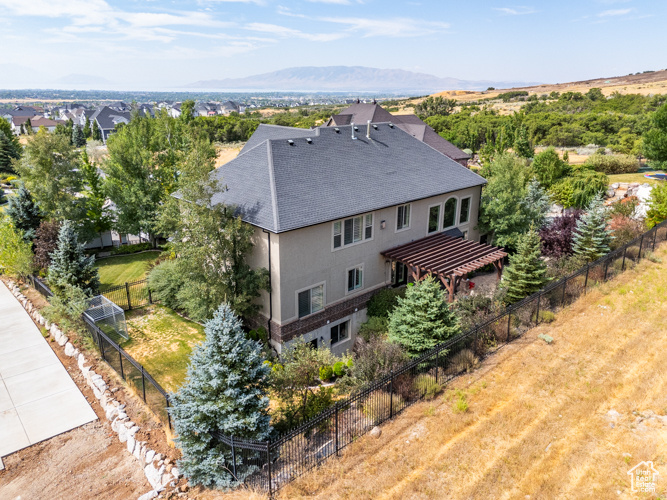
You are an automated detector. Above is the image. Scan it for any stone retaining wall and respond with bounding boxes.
[5,280,187,500]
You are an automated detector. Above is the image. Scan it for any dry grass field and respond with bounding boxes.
[268,246,667,500]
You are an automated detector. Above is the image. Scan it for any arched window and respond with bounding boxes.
[443,197,457,228]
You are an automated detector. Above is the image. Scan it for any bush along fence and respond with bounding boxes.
[27,275,172,429]
[212,219,667,497]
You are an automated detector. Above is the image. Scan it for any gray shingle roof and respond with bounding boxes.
[327,104,471,161]
[239,124,314,154]
[211,123,485,233]
[91,106,131,130]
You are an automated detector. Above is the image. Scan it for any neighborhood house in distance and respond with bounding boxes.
[210,103,506,354]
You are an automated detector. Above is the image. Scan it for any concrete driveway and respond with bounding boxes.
[0,282,97,458]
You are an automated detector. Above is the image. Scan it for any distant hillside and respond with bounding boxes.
[184,66,539,93]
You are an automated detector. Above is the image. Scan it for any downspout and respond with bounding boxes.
[262,229,273,341]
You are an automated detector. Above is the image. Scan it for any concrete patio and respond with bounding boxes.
[0,282,97,458]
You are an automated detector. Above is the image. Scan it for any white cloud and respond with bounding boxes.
[493,6,537,15]
[305,0,353,4]
[598,8,633,17]
[245,22,345,41]
[319,17,449,37]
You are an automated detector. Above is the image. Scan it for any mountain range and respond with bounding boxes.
[184,66,540,93]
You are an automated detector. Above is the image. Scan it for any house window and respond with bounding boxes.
[330,321,349,345]
[347,266,363,292]
[443,198,457,229]
[428,204,440,234]
[297,284,324,318]
[392,262,408,286]
[397,204,411,231]
[459,197,471,224]
[334,214,373,249]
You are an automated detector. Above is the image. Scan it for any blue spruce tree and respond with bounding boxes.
[572,194,612,261]
[47,220,100,296]
[170,303,271,488]
[501,227,549,304]
[6,185,42,242]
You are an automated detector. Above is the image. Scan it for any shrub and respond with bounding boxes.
[319,365,334,381]
[110,242,154,255]
[147,260,183,310]
[358,316,388,341]
[583,153,639,174]
[248,326,268,343]
[452,291,506,331]
[549,168,608,209]
[333,361,346,377]
[362,393,404,423]
[531,310,556,324]
[453,390,469,413]
[646,182,667,229]
[33,220,61,270]
[609,215,645,250]
[532,147,569,187]
[352,336,407,385]
[413,374,441,400]
[608,197,639,218]
[538,333,554,344]
[42,283,89,336]
[0,220,34,278]
[539,211,582,258]
[446,349,479,375]
[366,288,405,318]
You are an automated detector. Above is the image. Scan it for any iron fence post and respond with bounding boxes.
[125,282,132,311]
[561,278,567,306]
[653,227,658,250]
[166,396,172,430]
[335,405,339,456]
[119,351,124,380]
[638,235,644,260]
[141,366,146,402]
[507,310,512,342]
[603,258,609,281]
[230,435,237,480]
[535,293,541,325]
[148,286,153,305]
[266,443,273,498]
[389,371,394,419]
[435,349,439,384]
[584,264,590,294]
[622,247,627,271]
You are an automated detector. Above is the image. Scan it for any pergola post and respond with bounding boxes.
[492,258,504,280]
[440,274,456,303]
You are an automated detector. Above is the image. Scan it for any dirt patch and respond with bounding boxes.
[0,277,181,497]
[215,143,244,168]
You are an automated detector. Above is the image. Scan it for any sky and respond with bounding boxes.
[0,0,664,90]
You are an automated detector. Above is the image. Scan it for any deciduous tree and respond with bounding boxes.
[643,102,667,165]
[645,182,667,229]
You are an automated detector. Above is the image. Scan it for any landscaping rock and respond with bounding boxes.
[127,436,136,454]
[93,378,108,393]
[134,442,144,461]
[50,324,59,337]
[57,335,68,346]
[171,467,181,479]
[145,449,156,464]
[117,424,129,443]
[161,473,173,487]
[606,187,615,198]
[137,490,159,500]
[144,463,165,490]
[105,406,119,421]
[64,342,76,357]
[370,426,382,438]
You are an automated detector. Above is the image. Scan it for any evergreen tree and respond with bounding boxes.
[80,151,112,245]
[47,220,100,296]
[388,275,460,358]
[6,185,42,241]
[25,118,33,135]
[572,194,612,261]
[646,182,667,229]
[170,304,271,488]
[72,125,86,147]
[513,126,534,158]
[0,118,21,173]
[521,179,552,229]
[92,120,101,141]
[501,227,549,304]
[83,117,91,138]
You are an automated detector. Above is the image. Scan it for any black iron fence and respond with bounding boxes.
[27,276,172,429]
[101,279,152,311]
[214,219,667,496]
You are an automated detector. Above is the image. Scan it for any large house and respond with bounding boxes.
[209,122,505,354]
[325,102,471,166]
[90,106,131,143]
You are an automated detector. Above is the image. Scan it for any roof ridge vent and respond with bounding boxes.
[388,122,394,129]
[306,137,312,144]
[334,127,340,133]
[287,139,294,145]
[351,122,357,140]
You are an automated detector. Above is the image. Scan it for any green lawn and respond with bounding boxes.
[122,304,205,392]
[608,171,665,186]
[95,251,159,290]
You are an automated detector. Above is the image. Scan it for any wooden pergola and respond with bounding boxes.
[382,233,508,302]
